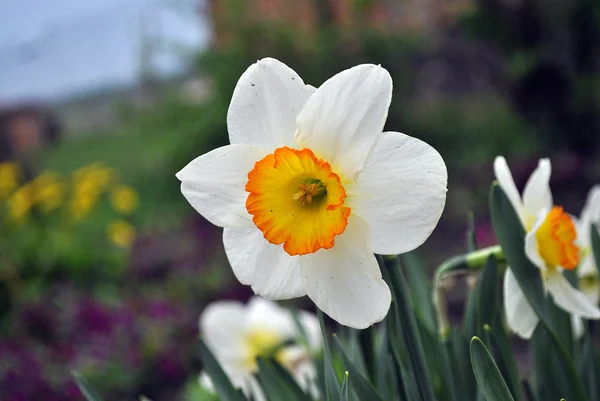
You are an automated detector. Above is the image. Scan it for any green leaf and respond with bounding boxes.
[197,338,246,401]
[464,255,499,337]
[401,252,437,334]
[256,358,307,401]
[340,372,350,401]
[466,210,478,252]
[332,334,386,401]
[383,256,436,401]
[470,337,515,401]
[490,184,546,317]
[579,335,598,401]
[440,337,462,401]
[482,325,521,401]
[591,223,600,277]
[318,310,341,401]
[490,183,588,401]
[72,371,105,401]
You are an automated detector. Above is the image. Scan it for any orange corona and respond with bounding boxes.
[245,147,351,256]
[535,206,579,269]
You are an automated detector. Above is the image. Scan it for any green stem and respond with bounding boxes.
[433,245,505,340]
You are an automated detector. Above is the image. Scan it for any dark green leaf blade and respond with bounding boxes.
[72,371,105,401]
[197,338,246,401]
[470,337,515,401]
[384,256,436,401]
[332,334,386,401]
[256,358,306,401]
[340,372,350,401]
[318,310,341,401]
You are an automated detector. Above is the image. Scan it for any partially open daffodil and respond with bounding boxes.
[495,156,600,339]
[177,58,447,328]
[199,297,321,401]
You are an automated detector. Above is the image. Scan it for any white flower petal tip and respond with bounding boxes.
[522,158,552,215]
[493,156,525,221]
[547,272,600,320]
[351,131,447,255]
[227,58,315,149]
[299,216,392,329]
[295,64,393,178]
[176,144,265,228]
[503,269,539,339]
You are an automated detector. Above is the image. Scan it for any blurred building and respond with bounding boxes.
[0,104,61,161]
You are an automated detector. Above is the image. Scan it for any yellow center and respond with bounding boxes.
[535,206,579,269]
[244,329,282,370]
[245,147,351,256]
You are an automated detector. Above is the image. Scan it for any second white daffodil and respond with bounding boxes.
[495,156,600,339]
[178,58,447,328]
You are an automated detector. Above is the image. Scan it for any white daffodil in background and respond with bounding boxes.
[576,186,600,305]
[199,296,321,401]
[495,156,600,339]
[177,57,447,329]
[571,186,600,338]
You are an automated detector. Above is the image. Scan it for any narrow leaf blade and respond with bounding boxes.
[72,371,105,401]
[470,337,515,401]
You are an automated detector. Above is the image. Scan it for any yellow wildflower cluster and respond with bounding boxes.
[0,161,140,249]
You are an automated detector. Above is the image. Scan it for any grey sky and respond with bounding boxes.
[0,0,210,104]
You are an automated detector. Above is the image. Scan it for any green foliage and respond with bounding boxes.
[470,337,515,401]
[73,371,105,401]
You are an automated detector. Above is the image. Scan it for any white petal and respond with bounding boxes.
[298,215,391,329]
[199,372,215,393]
[239,376,267,401]
[295,64,392,178]
[349,131,447,254]
[493,156,525,223]
[223,227,305,299]
[292,359,319,398]
[547,272,600,319]
[522,158,552,218]
[578,256,597,278]
[579,273,600,305]
[524,215,547,271]
[199,301,248,365]
[571,315,585,340]
[246,296,297,338]
[177,144,264,228]
[227,58,316,149]
[297,311,322,352]
[580,185,600,230]
[503,269,539,339]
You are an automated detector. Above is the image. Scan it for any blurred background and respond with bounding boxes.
[1,0,600,399]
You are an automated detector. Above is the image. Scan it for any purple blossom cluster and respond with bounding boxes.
[0,217,248,400]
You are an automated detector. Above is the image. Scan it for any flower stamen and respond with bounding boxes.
[292,180,326,205]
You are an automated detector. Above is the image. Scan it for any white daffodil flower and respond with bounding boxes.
[571,186,600,338]
[199,297,321,401]
[495,156,600,339]
[576,186,600,304]
[177,58,447,328]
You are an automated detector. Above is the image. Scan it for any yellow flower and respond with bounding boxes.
[70,193,98,221]
[110,185,139,215]
[33,171,64,213]
[72,163,115,197]
[107,219,136,248]
[0,162,20,199]
[8,183,34,223]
